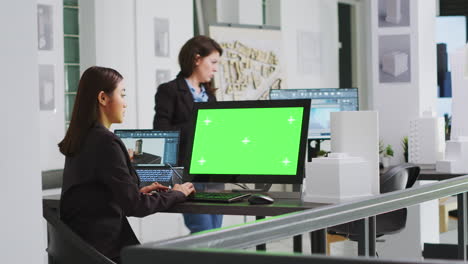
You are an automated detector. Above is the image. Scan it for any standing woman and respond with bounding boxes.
[59,66,194,263]
[153,36,224,233]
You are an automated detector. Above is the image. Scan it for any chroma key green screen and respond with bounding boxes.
[189,107,304,175]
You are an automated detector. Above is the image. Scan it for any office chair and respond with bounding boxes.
[43,204,115,264]
[327,163,420,243]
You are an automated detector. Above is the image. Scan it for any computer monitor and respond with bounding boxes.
[269,88,358,139]
[114,130,180,166]
[184,99,310,184]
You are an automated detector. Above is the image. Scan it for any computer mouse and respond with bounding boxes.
[248,194,274,205]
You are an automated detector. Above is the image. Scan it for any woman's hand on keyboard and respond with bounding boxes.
[173,182,195,197]
[140,182,169,194]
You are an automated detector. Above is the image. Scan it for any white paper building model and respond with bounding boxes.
[303,111,379,203]
[385,0,402,24]
[436,44,468,173]
[409,111,445,167]
[437,137,468,173]
[450,45,468,140]
[303,153,372,203]
[382,51,408,77]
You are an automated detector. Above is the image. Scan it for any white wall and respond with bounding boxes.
[80,0,138,131]
[135,0,194,129]
[38,0,65,171]
[280,0,340,89]
[415,0,437,115]
[0,1,44,263]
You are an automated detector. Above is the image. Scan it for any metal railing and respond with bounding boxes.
[122,175,468,264]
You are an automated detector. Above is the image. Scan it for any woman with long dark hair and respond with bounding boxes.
[59,66,194,263]
[153,36,224,233]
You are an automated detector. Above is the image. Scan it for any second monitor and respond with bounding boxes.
[269,88,358,139]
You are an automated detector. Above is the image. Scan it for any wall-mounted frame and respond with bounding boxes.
[378,0,410,28]
[37,4,54,50]
[154,17,169,57]
[155,69,171,89]
[378,34,411,83]
[39,64,55,111]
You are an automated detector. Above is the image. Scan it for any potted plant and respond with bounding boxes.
[382,144,394,167]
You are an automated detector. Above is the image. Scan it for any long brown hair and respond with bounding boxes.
[59,66,123,156]
[178,35,223,95]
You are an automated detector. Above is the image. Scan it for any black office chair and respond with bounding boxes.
[43,205,115,264]
[328,163,420,241]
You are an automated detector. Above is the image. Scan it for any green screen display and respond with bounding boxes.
[189,107,304,175]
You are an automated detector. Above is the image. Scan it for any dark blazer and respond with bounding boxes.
[153,75,216,165]
[60,122,186,260]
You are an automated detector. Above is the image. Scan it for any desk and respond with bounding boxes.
[419,169,466,181]
[42,194,324,216]
[43,194,330,254]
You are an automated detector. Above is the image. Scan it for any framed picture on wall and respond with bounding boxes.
[154,17,169,57]
[39,64,55,111]
[378,34,411,83]
[155,69,171,89]
[37,4,54,50]
[378,0,410,28]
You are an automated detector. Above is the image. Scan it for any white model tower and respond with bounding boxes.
[303,111,379,203]
[436,44,468,173]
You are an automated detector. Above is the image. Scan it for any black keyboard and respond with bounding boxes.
[188,192,250,203]
[136,169,172,183]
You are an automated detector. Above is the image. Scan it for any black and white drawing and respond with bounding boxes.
[39,64,55,111]
[37,4,54,50]
[154,17,169,57]
[379,35,411,83]
[378,0,410,28]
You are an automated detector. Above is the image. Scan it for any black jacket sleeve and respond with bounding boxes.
[153,83,177,130]
[96,136,186,217]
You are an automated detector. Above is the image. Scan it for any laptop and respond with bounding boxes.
[114,129,181,187]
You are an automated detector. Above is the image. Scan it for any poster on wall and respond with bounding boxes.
[155,69,171,89]
[37,4,54,50]
[209,25,285,101]
[378,34,411,83]
[39,64,55,111]
[154,17,169,57]
[378,0,410,28]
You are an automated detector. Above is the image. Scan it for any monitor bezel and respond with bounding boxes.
[183,99,310,184]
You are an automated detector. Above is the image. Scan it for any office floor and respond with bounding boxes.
[244,217,458,257]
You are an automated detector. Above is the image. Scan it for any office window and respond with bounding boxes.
[63,0,80,127]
